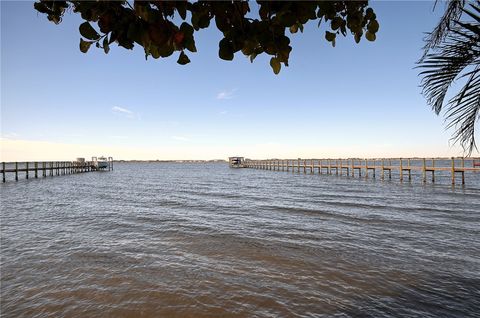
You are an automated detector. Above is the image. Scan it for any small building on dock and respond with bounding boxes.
[229,157,246,168]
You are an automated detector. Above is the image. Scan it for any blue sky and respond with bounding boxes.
[1,1,477,160]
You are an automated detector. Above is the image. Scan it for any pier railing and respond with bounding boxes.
[1,159,113,183]
[244,157,480,185]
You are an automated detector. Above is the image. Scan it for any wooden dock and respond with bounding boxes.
[243,157,480,185]
[1,158,113,183]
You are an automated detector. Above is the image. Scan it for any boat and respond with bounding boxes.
[92,156,109,170]
[229,156,245,168]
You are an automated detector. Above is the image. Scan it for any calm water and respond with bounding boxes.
[1,163,479,317]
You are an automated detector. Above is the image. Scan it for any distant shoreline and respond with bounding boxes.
[114,160,227,163]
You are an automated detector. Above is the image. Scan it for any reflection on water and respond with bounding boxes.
[1,163,479,317]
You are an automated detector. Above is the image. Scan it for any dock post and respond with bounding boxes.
[310,159,314,174]
[462,157,465,185]
[42,162,46,177]
[351,159,354,177]
[422,158,426,183]
[451,157,455,185]
[297,159,300,173]
[15,162,18,181]
[287,160,289,172]
[35,162,38,178]
[389,159,392,179]
[372,159,376,178]
[432,159,435,183]
[365,159,368,178]
[2,162,5,183]
[399,158,403,182]
[408,158,411,181]
[381,159,384,180]
[26,162,29,179]
[303,159,306,174]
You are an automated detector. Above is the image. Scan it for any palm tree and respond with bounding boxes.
[419,1,480,155]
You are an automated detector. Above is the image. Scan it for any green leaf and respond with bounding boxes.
[270,57,281,74]
[150,45,160,59]
[33,2,50,14]
[79,38,92,53]
[331,17,343,30]
[79,22,100,40]
[367,20,379,33]
[325,31,336,47]
[354,32,361,43]
[365,31,376,42]
[325,31,336,42]
[289,24,298,34]
[177,3,187,20]
[219,38,234,61]
[177,51,190,65]
[103,37,110,54]
[158,44,174,58]
[180,22,194,36]
[184,37,197,53]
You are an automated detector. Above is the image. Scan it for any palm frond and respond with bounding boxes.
[419,0,466,62]
[444,66,480,154]
[418,1,480,155]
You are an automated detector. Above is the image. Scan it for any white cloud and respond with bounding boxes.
[216,89,237,100]
[111,106,140,119]
[172,136,189,141]
[1,132,20,139]
[112,106,133,114]
[220,110,228,115]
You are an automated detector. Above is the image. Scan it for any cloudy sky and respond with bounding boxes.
[2,1,477,161]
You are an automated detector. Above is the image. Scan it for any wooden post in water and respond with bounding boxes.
[297,159,300,173]
[432,159,435,183]
[310,159,314,174]
[462,157,465,185]
[365,159,368,178]
[372,160,376,178]
[422,158,426,183]
[451,157,455,185]
[407,158,412,181]
[2,162,5,183]
[15,162,18,181]
[351,159,354,177]
[35,162,38,178]
[26,162,29,179]
[389,159,392,179]
[399,158,403,182]
[303,159,306,174]
[381,159,384,180]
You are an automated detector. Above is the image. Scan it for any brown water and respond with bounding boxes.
[1,163,479,317]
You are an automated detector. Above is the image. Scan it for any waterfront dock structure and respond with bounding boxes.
[243,157,480,185]
[229,157,246,168]
[1,157,113,183]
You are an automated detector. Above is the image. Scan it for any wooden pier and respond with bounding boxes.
[1,157,113,183]
[243,157,480,185]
